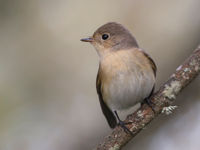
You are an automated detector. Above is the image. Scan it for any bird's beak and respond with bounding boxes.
[80,37,93,42]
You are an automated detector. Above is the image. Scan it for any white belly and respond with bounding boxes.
[106,69,155,111]
[100,49,155,111]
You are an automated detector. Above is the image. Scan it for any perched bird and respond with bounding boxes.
[81,22,156,134]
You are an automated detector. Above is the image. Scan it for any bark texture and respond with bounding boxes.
[95,45,200,150]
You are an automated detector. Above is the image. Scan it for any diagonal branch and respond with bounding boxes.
[95,45,200,150]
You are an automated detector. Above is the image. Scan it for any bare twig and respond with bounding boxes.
[95,45,200,150]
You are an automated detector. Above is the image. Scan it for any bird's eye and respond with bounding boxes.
[102,34,109,40]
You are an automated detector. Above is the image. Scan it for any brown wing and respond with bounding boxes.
[142,50,157,98]
[96,68,117,128]
[142,51,157,77]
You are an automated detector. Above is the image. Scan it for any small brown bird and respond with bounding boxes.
[81,22,156,134]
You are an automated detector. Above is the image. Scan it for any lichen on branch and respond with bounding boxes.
[95,45,200,150]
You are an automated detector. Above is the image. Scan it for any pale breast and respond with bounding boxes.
[100,49,155,111]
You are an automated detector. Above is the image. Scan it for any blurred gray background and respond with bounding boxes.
[0,0,200,150]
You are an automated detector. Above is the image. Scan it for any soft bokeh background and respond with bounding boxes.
[0,0,200,150]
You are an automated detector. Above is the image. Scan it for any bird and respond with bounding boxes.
[81,22,156,134]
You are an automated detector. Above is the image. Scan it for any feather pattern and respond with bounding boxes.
[141,50,157,77]
[98,48,156,111]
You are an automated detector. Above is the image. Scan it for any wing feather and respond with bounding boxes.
[142,51,157,77]
[96,68,117,128]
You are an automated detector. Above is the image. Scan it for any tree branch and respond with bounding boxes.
[95,45,200,150]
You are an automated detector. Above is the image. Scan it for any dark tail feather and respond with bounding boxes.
[99,98,117,128]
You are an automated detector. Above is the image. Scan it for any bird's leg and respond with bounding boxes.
[143,97,156,113]
[114,111,134,136]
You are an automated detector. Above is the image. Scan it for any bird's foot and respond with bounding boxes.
[143,97,156,113]
[114,111,134,136]
[118,120,134,136]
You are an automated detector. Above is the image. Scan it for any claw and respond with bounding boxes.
[114,111,134,136]
[143,97,156,113]
[118,120,134,136]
